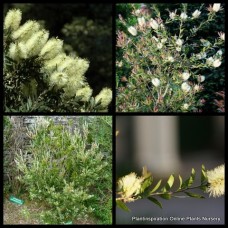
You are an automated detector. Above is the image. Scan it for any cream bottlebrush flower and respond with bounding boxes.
[198,75,205,82]
[194,84,200,92]
[161,38,167,43]
[212,3,221,12]
[218,32,225,41]
[76,86,93,102]
[176,38,183,46]
[152,78,160,87]
[213,59,222,68]
[157,43,163,49]
[43,53,67,72]
[167,56,174,62]
[39,38,63,60]
[176,47,181,52]
[169,11,177,20]
[180,12,188,20]
[150,19,159,30]
[206,164,224,197]
[25,30,49,57]
[12,20,40,42]
[192,9,201,18]
[118,172,143,199]
[8,42,28,61]
[4,9,22,31]
[182,103,189,110]
[181,82,191,92]
[64,75,86,97]
[206,57,214,65]
[95,88,112,107]
[182,71,191,81]
[138,17,146,27]
[50,71,68,88]
[128,26,137,36]
[57,56,75,72]
[66,58,89,78]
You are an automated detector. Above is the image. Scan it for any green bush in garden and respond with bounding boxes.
[14,117,112,224]
[4,8,112,112]
[116,3,224,112]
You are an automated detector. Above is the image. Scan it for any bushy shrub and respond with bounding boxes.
[14,117,112,224]
[116,3,224,112]
[4,8,112,112]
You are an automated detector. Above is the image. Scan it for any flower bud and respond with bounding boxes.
[128,26,137,36]
[181,82,191,92]
[138,17,146,27]
[192,10,201,18]
[176,38,183,46]
[213,59,222,68]
[150,19,159,30]
[212,3,221,12]
[182,71,191,81]
[180,12,188,20]
[152,78,160,87]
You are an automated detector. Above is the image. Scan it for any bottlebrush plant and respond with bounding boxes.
[116,3,224,112]
[116,131,224,211]
[116,164,225,211]
[4,8,112,112]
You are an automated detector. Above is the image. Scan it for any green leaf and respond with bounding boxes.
[181,168,195,189]
[150,180,162,194]
[159,193,171,200]
[178,175,182,190]
[201,164,207,184]
[184,192,205,199]
[142,166,152,180]
[116,200,130,212]
[166,174,174,190]
[140,177,153,195]
[148,197,163,209]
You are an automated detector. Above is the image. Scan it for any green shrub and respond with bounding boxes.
[15,117,112,224]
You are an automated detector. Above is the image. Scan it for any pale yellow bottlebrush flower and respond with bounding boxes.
[76,86,93,102]
[12,20,40,42]
[206,164,224,197]
[118,172,143,201]
[4,9,22,31]
[95,88,112,108]
[39,38,63,60]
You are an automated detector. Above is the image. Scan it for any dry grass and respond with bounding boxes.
[3,196,98,225]
[3,197,44,224]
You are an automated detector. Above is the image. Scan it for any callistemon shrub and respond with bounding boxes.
[116,3,224,112]
[3,8,112,112]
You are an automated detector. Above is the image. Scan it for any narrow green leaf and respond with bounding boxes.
[178,175,182,190]
[166,174,175,189]
[191,168,196,181]
[116,200,130,212]
[148,197,163,209]
[142,166,152,180]
[150,180,162,194]
[140,177,153,195]
[159,193,171,200]
[184,192,205,199]
[201,164,207,184]
[181,168,195,188]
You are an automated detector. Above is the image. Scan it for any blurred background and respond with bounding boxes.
[4,3,113,111]
[116,116,224,224]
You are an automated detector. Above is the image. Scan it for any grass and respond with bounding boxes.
[3,195,98,225]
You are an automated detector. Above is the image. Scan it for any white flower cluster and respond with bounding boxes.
[4,9,112,110]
